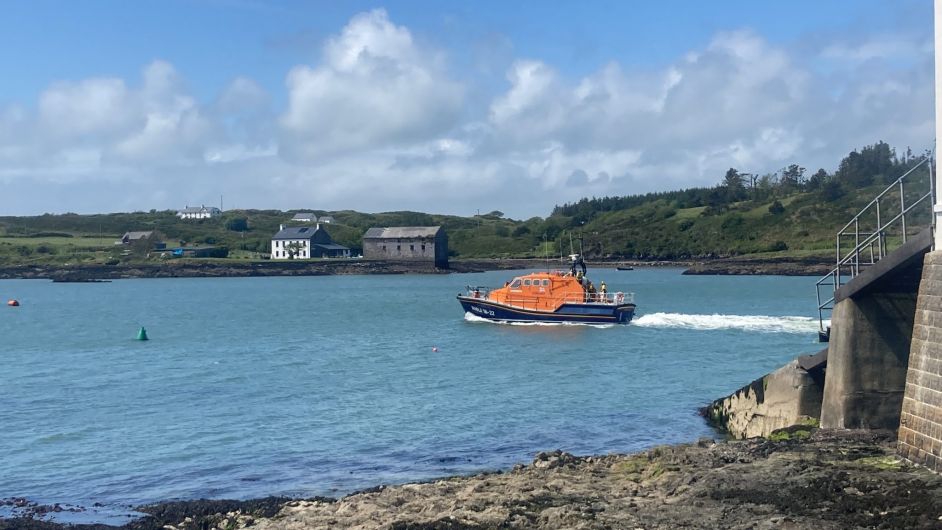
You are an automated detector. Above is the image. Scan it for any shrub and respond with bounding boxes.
[768,200,785,215]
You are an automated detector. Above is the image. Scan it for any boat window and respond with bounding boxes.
[510,279,521,288]
[542,279,550,286]
[523,279,531,286]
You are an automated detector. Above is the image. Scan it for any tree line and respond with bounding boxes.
[552,141,931,226]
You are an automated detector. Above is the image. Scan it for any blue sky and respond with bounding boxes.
[0,0,934,217]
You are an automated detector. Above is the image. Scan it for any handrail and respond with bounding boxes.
[466,288,635,310]
[816,156,934,339]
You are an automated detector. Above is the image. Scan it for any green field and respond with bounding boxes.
[0,143,931,266]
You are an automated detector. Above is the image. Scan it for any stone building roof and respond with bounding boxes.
[363,226,442,239]
[273,226,326,240]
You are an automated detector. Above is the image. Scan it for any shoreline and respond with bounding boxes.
[4,429,941,529]
[0,256,831,281]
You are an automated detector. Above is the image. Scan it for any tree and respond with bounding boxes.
[819,179,845,202]
[722,168,746,202]
[780,164,805,191]
[768,200,785,215]
[835,141,897,186]
[284,242,303,259]
[806,168,828,191]
[226,217,248,232]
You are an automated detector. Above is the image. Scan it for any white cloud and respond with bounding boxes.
[821,34,931,63]
[0,11,933,218]
[279,9,465,160]
[38,78,139,141]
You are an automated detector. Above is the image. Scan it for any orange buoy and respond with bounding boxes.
[7,299,19,307]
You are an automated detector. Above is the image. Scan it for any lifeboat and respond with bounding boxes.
[457,255,636,324]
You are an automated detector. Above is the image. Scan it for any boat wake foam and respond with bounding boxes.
[632,312,823,334]
[463,312,616,329]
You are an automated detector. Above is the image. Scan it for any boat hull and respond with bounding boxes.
[457,296,636,324]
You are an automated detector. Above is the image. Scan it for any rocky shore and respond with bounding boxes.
[0,256,831,281]
[682,256,833,276]
[5,429,941,530]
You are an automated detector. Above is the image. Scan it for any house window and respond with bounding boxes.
[397,245,401,251]
[410,244,414,251]
[421,244,426,251]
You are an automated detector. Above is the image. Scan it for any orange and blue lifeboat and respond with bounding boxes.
[457,271,636,324]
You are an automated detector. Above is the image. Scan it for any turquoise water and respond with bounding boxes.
[0,268,822,520]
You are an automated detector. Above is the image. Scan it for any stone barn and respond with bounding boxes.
[363,226,448,268]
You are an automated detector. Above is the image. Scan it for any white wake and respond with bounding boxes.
[632,312,823,334]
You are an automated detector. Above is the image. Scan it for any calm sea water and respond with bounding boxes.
[0,268,822,522]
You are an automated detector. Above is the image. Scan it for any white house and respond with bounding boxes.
[177,205,221,219]
[319,215,335,224]
[291,212,317,223]
[270,224,350,260]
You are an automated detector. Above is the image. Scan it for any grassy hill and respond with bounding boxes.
[0,143,932,266]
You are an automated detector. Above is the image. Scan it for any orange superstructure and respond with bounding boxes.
[475,271,592,312]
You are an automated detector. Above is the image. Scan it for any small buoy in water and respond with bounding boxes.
[431,346,438,352]
[7,299,19,307]
[136,327,149,341]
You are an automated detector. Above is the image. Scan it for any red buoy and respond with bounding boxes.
[7,299,19,307]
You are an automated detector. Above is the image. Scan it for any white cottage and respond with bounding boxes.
[270,224,350,259]
[177,205,221,219]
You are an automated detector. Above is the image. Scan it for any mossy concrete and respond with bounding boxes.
[705,357,824,439]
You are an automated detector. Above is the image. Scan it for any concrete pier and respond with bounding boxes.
[705,353,825,439]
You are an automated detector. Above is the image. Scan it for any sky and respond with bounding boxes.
[0,0,935,219]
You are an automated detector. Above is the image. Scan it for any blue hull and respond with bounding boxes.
[458,296,636,324]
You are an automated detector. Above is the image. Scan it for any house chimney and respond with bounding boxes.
[316,223,321,230]
[280,224,284,231]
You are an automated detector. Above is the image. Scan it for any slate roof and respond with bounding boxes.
[178,206,221,214]
[122,231,153,240]
[272,226,324,240]
[292,212,316,221]
[313,243,349,250]
[363,226,442,239]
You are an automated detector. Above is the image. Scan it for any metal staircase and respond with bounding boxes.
[815,157,935,342]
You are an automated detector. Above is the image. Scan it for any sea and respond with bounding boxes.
[0,267,824,524]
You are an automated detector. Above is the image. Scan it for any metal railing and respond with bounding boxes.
[466,287,635,309]
[815,157,934,338]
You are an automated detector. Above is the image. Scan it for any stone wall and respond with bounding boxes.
[899,251,942,470]
[704,358,823,439]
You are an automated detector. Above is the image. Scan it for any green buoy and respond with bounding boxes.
[137,326,149,341]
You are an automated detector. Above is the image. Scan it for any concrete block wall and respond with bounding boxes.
[704,359,823,439]
[899,251,942,470]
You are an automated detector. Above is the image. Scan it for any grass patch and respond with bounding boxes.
[854,456,903,471]
[767,429,812,442]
